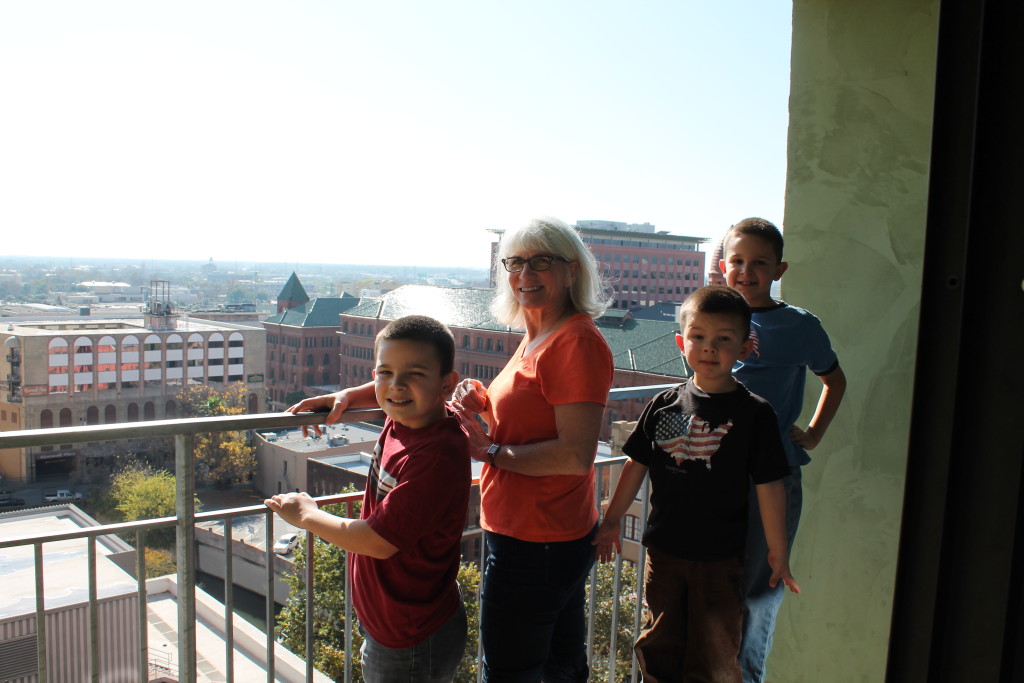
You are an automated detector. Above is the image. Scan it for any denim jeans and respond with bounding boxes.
[739,467,802,683]
[480,526,597,683]
[360,602,468,683]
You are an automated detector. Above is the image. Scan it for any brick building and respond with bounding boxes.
[262,273,359,410]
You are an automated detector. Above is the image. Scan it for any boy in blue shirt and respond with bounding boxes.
[720,218,847,683]
[596,286,799,682]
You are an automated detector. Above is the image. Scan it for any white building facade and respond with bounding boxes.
[0,315,266,482]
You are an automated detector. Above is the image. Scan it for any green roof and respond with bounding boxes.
[598,317,684,375]
[263,293,359,328]
[277,272,310,306]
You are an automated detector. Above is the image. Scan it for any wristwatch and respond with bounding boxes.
[486,443,501,468]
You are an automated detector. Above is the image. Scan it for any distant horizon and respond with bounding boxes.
[0,253,491,276]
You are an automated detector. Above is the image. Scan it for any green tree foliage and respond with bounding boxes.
[176,383,257,487]
[454,562,482,682]
[109,462,200,549]
[144,548,177,579]
[588,559,641,682]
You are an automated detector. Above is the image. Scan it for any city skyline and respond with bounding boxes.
[1,2,792,267]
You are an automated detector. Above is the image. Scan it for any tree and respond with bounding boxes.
[109,461,200,549]
[588,559,641,682]
[176,383,257,487]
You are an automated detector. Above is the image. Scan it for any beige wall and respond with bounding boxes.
[772,1,939,680]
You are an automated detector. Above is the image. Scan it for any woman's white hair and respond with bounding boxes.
[491,217,611,328]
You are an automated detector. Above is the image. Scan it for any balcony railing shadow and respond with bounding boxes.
[0,385,670,683]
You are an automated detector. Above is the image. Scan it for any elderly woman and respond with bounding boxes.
[452,217,613,683]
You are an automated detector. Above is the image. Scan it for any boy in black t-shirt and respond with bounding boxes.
[595,286,799,683]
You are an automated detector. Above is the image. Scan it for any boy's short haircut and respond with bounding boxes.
[723,217,785,263]
[678,286,752,340]
[374,315,456,375]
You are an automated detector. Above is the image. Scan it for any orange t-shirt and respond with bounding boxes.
[481,314,614,542]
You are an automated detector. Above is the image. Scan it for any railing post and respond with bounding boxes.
[35,543,47,683]
[265,509,276,683]
[306,529,315,682]
[224,519,235,683]
[88,537,99,682]
[136,530,149,683]
[175,434,197,683]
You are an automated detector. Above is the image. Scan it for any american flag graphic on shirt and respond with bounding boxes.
[369,438,398,501]
[749,327,761,358]
[654,412,734,471]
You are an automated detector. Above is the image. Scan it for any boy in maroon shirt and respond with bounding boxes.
[269,315,471,682]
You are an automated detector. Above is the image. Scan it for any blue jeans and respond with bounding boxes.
[480,527,597,683]
[360,603,468,683]
[739,467,802,683]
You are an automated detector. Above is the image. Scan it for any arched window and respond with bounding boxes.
[96,335,117,390]
[323,354,331,365]
[120,335,141,390]
[127,404,139,422]
[48,337,69,394]
[104,405,117,423]
[248,393,259,414]
[143,334,162,386]
[144,402,155,421]
[307,354,315,367]
[165,400,177,418]
[228,332,245,382]
[74,334,95,390]
[86,406,99,425]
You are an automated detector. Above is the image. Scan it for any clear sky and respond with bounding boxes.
[0,1,792,268]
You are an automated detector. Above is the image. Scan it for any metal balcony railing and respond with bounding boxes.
[0,384,670,683]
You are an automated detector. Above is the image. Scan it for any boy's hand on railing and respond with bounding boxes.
[592,519,622,563]
[265,491,318,527]
[289,393,351,437]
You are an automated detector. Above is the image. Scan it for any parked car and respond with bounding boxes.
[0,496,25,508]
[273,532,300,555]
[43,490,84,502]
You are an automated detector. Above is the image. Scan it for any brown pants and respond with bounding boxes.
[634,548,744,683]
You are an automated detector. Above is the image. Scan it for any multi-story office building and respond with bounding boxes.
[0,283,266,482]
[490,220,709,310]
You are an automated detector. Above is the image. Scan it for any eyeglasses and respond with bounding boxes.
[500,255,570,272]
